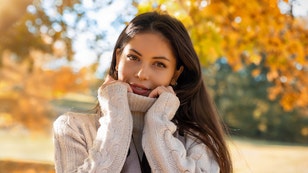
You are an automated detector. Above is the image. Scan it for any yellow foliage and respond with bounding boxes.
[251,69,261,77]
[0,113,14,128]
[136,0,308,110]
[250,54,262,65]
[280,92,299,112]
[0,50,93,131]
[301,127,308,137]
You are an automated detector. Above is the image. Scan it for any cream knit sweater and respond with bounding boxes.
[53,83,219,173]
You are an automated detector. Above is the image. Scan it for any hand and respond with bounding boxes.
[102,75,133,93]
[148,86,175,98]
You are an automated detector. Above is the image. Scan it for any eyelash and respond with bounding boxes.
[154,62,167,68]
[127,54,167,68]
[127,54,139,61]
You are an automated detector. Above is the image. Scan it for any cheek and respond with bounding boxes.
[152,72,174,86]
[117,69,126,81]
[117,63,131,81]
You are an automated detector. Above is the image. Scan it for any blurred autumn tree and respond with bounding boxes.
[1,0,307,141]
[0,0,137,132]
[136,0,308,111]
[136,0,308,143]
[204,58,308,143]
[0,0,104,131]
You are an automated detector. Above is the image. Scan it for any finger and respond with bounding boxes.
[148,86,175,98]
[102,75,132,93]
[124,82,133,93]
[148,88,159,98]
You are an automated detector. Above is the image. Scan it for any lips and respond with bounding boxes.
[130,84,151,97]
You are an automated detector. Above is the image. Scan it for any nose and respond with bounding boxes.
[136,65,149,80]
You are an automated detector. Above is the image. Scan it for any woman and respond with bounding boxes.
[53,11,233,173]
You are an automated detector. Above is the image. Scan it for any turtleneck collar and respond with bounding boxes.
[127,92,156,113]
[126,92,156,159]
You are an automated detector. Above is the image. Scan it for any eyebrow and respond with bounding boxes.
[130,48,170,61]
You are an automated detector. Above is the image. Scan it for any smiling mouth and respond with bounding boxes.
[130,84,151,96]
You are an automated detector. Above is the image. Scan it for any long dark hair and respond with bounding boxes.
[104,11,232,173]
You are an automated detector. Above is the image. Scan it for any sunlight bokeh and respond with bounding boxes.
[1,0,308,172]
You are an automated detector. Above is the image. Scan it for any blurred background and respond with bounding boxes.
[0,0,308,172]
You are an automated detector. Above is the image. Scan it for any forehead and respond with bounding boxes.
[124,32,174,55]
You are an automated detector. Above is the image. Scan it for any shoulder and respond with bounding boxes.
[182,133,211,157]
[53,112,100,134]
[183,134,219,172]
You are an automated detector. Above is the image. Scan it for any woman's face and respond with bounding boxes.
[116,32,182,97]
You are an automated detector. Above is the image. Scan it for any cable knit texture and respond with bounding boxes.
[53,83,219,173]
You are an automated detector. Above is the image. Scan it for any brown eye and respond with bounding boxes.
[154,62,167,68]
[127,54,139,61]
